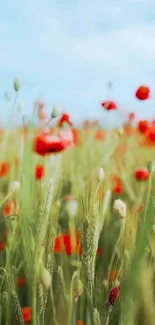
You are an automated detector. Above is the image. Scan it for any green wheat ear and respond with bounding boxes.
[38,283,44,315]
[12,290,25,325]
[93,308,101,325]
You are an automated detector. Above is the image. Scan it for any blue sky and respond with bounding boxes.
[1,0,155,127]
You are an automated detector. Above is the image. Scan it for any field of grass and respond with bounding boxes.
[1,83,155,325]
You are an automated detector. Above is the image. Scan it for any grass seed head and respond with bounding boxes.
[97,167,105,182]
[113,199,126,219]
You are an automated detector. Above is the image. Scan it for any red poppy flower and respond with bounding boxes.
[54,234,66,253]
[35,165,45,180]
[146,127,155,143]
[138,120,149,133]
[0,161,10,177]
[135,85,150,100]
[107,286,120,306]
[101,101,117,110]
[63,233,82,255]
[55,231,82,255]
[0,241,6,251]
[18,277,25,287]
[54,232,102,256]
[21,307,32,323]
[33,130,74,156]
[58,113,72,127]
[112,176,123,195]
[3,200,16,217]
[135,168,149,181]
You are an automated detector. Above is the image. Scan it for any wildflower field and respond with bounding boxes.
[1,81,155,325]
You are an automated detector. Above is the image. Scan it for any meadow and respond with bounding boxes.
[0,81,155,325]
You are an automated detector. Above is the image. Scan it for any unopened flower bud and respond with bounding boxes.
[73,277,84,298]
[113,199,126,219]
[14,78,21,92]
[40,266,51,290]
[65,196,78,218]
[106,285,120,306]
[51,106,61,119]
[97,167,105,182]
[10,181,20,192]
[148,160,155,173]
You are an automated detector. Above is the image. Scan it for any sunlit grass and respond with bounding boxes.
[0,82,155,325]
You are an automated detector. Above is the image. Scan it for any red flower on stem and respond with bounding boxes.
[106,285,120,306]
[112,176,123,195]
[54,231,102,256]
[33,130,74,156]
[101,101,117,111]
[0,162,10,177]
[146,127,155,143]
[35,165,45,180]
[135,85,150,100]
[21,307,32,323]
[138,120,149,134]
[3,200,16,217]
[135,168,149,181]
[58,113,72,127]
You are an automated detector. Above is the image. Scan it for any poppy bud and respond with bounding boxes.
[101,100,117,110]
[51,105,61,118]
[10,181,20,192]
[65,196,78,218]
[73,277,84,298]
[97,167,105,182]
[14,78,21,92]
[106,285,120,306]
[113,199,126,219]
[148,161,155,173]
[58,113,72,127]
[40,266,51,290]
